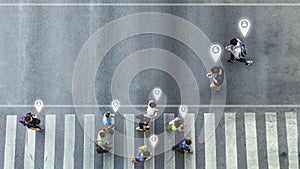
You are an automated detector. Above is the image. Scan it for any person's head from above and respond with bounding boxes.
[185,139,192,145]
[25,116,32,122]
[105,112,110,118]
[139,145,147,151]
[149,101,157,108]
[211,66,221,74]
[99,131,105,138]
[230,38,238,46]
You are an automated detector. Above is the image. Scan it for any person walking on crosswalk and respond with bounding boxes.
[19,112,43,131]
[166,117,184,132]
[131,145,152,163]
[172,137,193,154]
[145,100,159,118]
[136,117,151,132]
[95,130,111,154]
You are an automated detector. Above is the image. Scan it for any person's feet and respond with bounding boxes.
[246,60,253,65]
[227,59,235,63]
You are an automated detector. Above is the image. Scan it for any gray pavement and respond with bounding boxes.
[0,3,299,169]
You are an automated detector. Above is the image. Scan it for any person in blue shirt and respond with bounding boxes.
[131,145,152,163]
[172,137,193,154]
[103,112,114,128]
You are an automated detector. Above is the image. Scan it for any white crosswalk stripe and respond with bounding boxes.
[184,113,196,169]
[204,113,216,169]
[285,112,299,169]
[244,112,259,169]
[83,114,95,169]
[144,119,155,169]
[164,113,175,169]
[124,114,135,169]
[63,114,75,169]
[265,112,280,169]
[1,112,299,169]
[44,115,56,169]
[4,115,17,169]
[24,129,36,169]
[224,113,238,169]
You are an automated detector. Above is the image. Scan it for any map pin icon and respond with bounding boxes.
[239,19,251,37]
[35,100,43,113]
[152,88,162,101]
[150,135,158,148]
[111,100,120,112]
[210,45,222,62]
[179,105,188,118]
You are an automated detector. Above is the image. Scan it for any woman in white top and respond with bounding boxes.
[145,100,159,118]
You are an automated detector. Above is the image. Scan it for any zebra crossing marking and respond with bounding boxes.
[144,119,155,169]
[224,113,238,169]
[4,115,17,169]
[164,113,175,169]
[83,114,95,169]
[24,129,36,169]
[1,112,298,169]
[204,113,216,169]
[244,113,259,169]
[285,112,299,169]
[63,114,75,169]
[265,112,280,169]
[124,114,134,169]
[184,113,196,169]
[44,115,56,169]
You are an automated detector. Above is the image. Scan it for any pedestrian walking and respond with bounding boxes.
[95,130,111,154]
[145,100,158,118]
[172,137,193,154]
[225,38,253,65]
[131,145,152,163]
[19,112,43,131]
[166,117,184,132]
[207,66,224,93]
[136,117,151,132]
[103,111,114,128]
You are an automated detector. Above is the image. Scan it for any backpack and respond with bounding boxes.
[233,39,247,57]
[19,116,27,126]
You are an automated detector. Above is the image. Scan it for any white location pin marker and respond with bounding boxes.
[150,135,158,148]
[210,45,222,62]
[239,19,251,37]
[152,88,162,101]
[111,100,120,112]
[179,105,188,118]
[34,100,43,113]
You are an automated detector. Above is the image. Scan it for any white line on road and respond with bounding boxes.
[164,113,175,169]
[244,113,259,169]
[204,113,216,169]
[44,115,56,169]
[144,119,155,169]
[124,114,135,169]
[4,115,17,169]
[83,114,94,169]
[285,112,299,169]
[224,113,238,169]
[63,114,75,169]
[24,129,36,169]
[265,112,280,169]
[0,3,299,6]
[184,113,196,169]
[0,104,300,108]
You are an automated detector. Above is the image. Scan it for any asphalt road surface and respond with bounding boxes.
[0,2,300,169]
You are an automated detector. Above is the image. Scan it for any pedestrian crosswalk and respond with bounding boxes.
[1,112,299,169]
